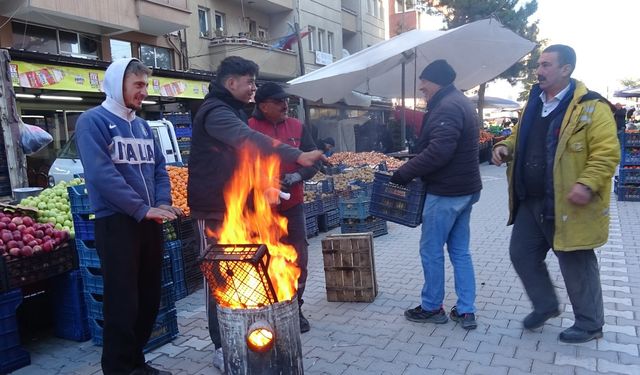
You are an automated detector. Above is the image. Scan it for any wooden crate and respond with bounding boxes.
[321,233,377,302]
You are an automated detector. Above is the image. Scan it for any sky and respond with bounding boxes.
[485,0,639,102]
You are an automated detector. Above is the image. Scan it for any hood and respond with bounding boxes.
[101,58,140,121]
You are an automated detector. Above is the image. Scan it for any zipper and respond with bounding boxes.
[129,121,152,206]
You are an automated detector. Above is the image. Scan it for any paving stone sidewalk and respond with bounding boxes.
[11,164,640,375]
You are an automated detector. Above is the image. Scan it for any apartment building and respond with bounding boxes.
[0,0,203,186]
[388,0,436,37]
[186,0,386,80]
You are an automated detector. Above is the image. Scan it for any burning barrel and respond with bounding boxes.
[201,243,304,374]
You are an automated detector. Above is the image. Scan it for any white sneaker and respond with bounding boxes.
[212,347,225,373]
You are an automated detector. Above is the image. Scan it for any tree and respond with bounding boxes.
[421,0,541,118]
[620,78,640,88]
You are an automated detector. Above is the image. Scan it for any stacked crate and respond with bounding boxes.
[178,217,202,295]
[165,113,192,165]
[303,197,321,238]
[616,131,640,201]
[0,289,30,374]
[338,183,388,237]
[68,185,178,350]
[50,270,91,342]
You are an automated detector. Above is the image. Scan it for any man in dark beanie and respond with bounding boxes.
[390,59,482,330]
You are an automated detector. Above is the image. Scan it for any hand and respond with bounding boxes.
[567,183,592,205]
[297,150,327,167]
[491,145,509,166]
[159,204,184,217]
[390,171,408,185]
[145,207,177,224]
[281,172,302,187]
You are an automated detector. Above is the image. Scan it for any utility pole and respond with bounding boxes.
[0,49,28,195]
[294,22,312,129]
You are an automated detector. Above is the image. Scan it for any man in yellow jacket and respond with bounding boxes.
[492,44,620,343]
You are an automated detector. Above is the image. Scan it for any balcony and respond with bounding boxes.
[231,0,293,14]
[342,7,357,34]
[208,37,298,80]
[136,0,191,36]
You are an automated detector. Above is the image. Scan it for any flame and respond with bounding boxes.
[211,143,300,308]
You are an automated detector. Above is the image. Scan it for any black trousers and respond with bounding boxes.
[95,213,163,375]
[195,204,308,349]
[509,198,604,331]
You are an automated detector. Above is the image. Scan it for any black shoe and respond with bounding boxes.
[558,326,603,343]
[404,305,448,324]
[523,309,560,330]
[299,311,310,333]
[449,306,477,330]
[130,363,172,375]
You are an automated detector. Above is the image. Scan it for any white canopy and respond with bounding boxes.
[287,18,535,104]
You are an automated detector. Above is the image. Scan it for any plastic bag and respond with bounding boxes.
[19,122,53,155]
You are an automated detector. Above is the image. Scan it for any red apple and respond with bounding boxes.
[22,216,34,227]
[9,247,20,257]
[34,230,44,239]
[1,232,12,243]
[11,217,23,226]
[22,234,35,244]
[16,224,26,232]
[6,240,17,249]
[7,222,16,231]
[42,241,53,252]
[0,216,11,224]
[27,240,37,248]
[20,246,33,257]
[32,245,42,253]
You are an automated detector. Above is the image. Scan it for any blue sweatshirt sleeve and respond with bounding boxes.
[76,112,151,221]
[152,135,172,206]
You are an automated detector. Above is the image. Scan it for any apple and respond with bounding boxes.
[22,216,34,226]
[20,246,33,257]
[11,217,23,226]
[34,230,44,239]
[7,222,16,231]
[1,232,12,243]
[9,247,20,257]
[6,240,17,249]
[16,224,26,232]
[32,245,42,253]
[42,241,53,252]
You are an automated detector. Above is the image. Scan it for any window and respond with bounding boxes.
[198,7,211,37]
[377,0,383,18]
[58,31,100,58]
[257,27,267,42]
[110,39,132,60]
[12,22,101,59]
[367,0,375,15]
[308,26,316,51]
[327,32,334,55]
[395,0,415,13]
[317,28,325,52]
[140,45,173,70]
[214,12,225,35]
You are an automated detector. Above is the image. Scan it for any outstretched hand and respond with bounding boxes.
[146,207,178,224]
[297,150,327,167]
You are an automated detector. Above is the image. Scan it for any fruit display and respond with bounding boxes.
[327,151,405,170]
[18,178,84,239]
[0,211,70,259]
[332,168,375,192]
[167,166,189,215]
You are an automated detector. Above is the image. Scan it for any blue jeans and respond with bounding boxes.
[419,192,480,313]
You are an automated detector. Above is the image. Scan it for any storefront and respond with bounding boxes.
[8,50,212,187]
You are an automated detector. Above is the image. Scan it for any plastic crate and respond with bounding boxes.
[67,185,92,214]
[318,209,340,232]
[175,126,192,138]
[72,213,95,241]
[615,182,640,201]
[89,308,178,351]
[164,240,187,300]
[623,152,640,165]
[0,346,30,374]
[321,194,338,213]
[305,215,319,238]
[369,171,426,228]
[340,217,388,237]
[623,132,640,147]
[0,243,78,292]
[81,266,104,295]
[163,220,180,242]
[84,281,176,321]
[619,168,640,184]
[164,113,191,125]
[178,216,195,241]
[0,289,22,350]
[51,270,91,342]
[338,195,370,219]
[76,239,101,269]
[303,199,322,218]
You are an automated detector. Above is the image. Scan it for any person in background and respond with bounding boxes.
[390,59,482,330]
[187,56,325,371]
[248,82,319,333]
[492,44,620,343]
[76,58,181,375]
[317,137,335,157]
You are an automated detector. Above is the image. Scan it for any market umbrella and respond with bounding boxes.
[286,18,535,103]
[614,87,640,98]
[467,95,522,109]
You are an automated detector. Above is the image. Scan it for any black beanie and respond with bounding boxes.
[419,59,457,86]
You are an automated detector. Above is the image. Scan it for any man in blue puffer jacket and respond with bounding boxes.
[76,58,182,375]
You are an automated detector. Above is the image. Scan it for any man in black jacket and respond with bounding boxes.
[187,56,324,371]
[391,59,482,330]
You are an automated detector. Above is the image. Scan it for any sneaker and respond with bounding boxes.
[449,306,477,330]
[299,311,310,333]
[558,325,603,343]
[404,305,448,324]
[523,309,560,330]
[212,347,225,373]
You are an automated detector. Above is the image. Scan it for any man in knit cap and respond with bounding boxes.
[390,59,482,330]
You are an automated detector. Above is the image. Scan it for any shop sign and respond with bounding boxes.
[10,61,209,99]
[315,51,333,66]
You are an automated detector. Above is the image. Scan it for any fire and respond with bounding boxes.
[210,143,300,308]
